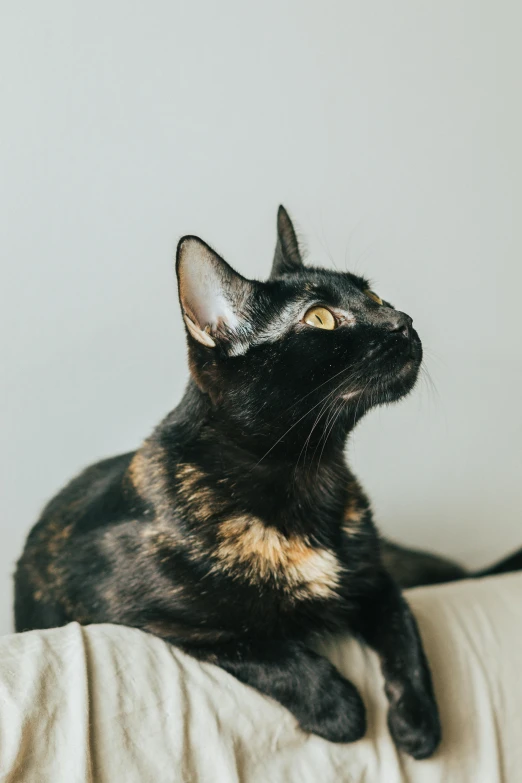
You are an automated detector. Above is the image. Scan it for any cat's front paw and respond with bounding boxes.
[299,676,367,744]
[387,686,441,759]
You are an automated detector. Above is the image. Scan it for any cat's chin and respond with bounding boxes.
[340,334,423,406]
[342,357,421,408]
[380,357,421,402]
[378,336,423,402]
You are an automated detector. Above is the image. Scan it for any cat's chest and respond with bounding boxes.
[133,454,370,604]
[173,462,369,602]
[210,515,342,600]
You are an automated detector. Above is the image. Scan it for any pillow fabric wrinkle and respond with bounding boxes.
[0,573,521,782]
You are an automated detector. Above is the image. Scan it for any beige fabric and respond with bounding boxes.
[1,573,521,782]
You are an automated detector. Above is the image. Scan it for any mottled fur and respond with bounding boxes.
[15,207,521,759]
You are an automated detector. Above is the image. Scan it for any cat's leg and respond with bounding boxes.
[186,638,366,744]
[351,569,441,759]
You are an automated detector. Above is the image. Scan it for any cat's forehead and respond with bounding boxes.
[264,267,370,305]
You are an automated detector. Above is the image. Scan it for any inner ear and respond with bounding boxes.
[176,236,252,349]
[270,205,304,278]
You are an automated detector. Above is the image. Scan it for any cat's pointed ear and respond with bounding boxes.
[176,236,252,349]
[270,205,304,278]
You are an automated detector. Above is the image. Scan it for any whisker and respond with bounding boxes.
[315,398,348,475]
[283,364,362,417]
[296,368,363,472]
[418,363,440,405]
[253,370,355,468]
[318,217,339,271]
[295,363,371,480]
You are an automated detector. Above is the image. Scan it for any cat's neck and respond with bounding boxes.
[134,384,361,541]
[151,381,355,531]
[164,379,352,469]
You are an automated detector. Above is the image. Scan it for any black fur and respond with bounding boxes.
[15,207,521,759]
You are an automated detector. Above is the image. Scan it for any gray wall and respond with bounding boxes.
[1,1,521,635]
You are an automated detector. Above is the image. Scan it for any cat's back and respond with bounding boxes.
[14,451,136,630]
[28,451,135,536]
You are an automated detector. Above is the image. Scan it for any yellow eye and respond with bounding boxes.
[364,289,383,305]
[303,306,336,330]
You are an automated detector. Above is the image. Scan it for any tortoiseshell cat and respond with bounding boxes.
[15,207,522,759]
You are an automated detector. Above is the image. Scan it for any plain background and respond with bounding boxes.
[1,1,521,636]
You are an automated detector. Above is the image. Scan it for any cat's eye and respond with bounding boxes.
[364,289,383,305]
[303,306,336,330]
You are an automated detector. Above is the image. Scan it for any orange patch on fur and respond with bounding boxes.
[129,451,158,496]
[176,463,222,522]
[343,480,368,535]
[343,499,364,531]
[215,516,340,598]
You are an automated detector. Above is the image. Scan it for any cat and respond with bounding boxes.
[14,207,522,760]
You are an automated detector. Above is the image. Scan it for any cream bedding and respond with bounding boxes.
[1,573,521,782]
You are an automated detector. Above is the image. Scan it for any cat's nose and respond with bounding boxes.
[385,312,412,339]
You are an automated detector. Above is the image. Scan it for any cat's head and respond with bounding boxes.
[175,207,422,455]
